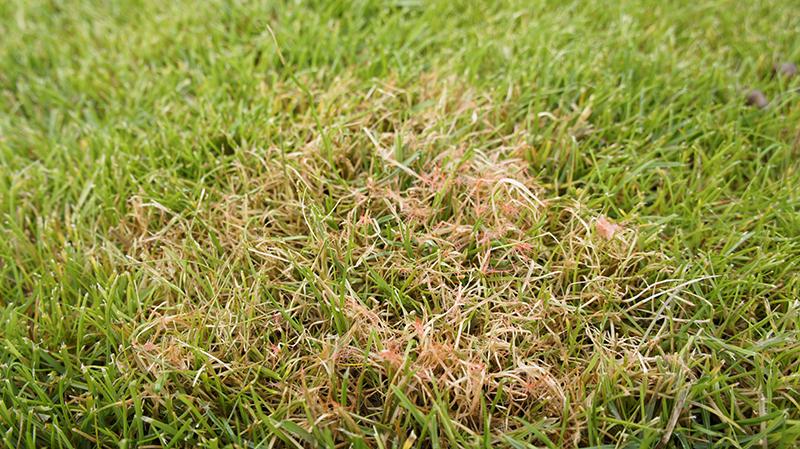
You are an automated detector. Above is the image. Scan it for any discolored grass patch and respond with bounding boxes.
[103,77,757,446]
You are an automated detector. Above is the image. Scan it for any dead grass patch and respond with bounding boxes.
[111,74,695,445]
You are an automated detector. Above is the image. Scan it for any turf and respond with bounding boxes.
[1,0,800,448]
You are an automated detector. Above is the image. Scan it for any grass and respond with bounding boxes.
[1,0,800,447]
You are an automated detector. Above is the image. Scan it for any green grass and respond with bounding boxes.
[2,0,800,447]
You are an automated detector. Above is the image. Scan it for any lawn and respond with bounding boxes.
[1,0,800,448]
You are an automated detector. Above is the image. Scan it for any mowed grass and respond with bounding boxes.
[2,0,800,447]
